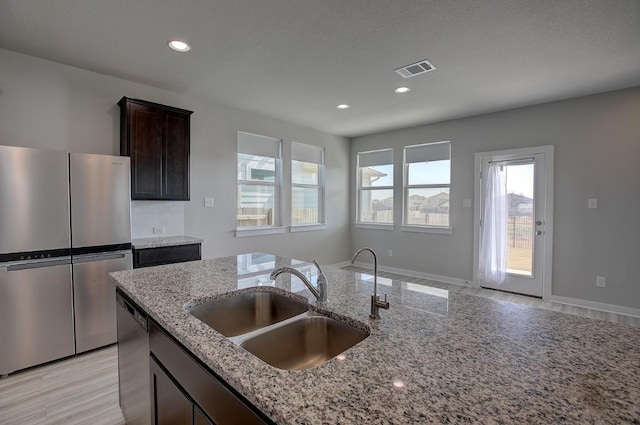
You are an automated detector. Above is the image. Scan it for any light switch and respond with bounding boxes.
[204,197,215,207]
[588,198,598,209]
[462,199,472,208]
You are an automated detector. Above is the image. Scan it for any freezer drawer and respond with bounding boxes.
[0,260,75,375]
[69,153,131,249]
[73,252,132,353]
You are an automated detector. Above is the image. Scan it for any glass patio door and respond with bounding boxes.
[474,147,553,298]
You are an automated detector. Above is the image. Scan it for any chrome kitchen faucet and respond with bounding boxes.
[270,260,328,302]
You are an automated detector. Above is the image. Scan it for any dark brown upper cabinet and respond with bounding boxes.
[119,97,193,200]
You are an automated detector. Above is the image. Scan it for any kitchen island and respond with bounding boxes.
[110,253,640,424]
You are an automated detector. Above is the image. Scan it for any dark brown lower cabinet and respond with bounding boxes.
[194,407,213,425]
[149,321,273,425]
[151,357,193,425]
[133,243,201,269]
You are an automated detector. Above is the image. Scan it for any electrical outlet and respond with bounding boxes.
[588,198,598,209]
[388,249,393,257]
[596,276,606,287]
[204,197,215,207]
[153,227,166,235]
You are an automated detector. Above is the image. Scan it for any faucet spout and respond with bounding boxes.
[351,247,390,319]
[270,260,328,302]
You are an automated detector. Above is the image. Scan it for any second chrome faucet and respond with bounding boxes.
[351,247,390,319]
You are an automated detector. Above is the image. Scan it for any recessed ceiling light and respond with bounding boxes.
[337,104,350,109]
[168,40,191,52]
[395,87,410,94]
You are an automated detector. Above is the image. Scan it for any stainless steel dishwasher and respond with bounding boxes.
[116,289,150,425]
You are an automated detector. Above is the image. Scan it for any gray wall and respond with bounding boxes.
[3,48,638,309]
[0,49,351,264]
[350,88,640,309]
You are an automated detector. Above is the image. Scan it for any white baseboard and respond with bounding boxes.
[346,261,473,288]
[549,295,640,318]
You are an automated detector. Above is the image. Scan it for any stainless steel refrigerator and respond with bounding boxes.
[0,145,132,376]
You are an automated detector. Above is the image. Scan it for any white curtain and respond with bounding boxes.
[477,163,507,284]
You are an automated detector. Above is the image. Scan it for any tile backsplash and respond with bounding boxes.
[131,201,185,238]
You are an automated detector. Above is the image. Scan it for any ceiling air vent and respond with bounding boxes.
[394,59,436,78]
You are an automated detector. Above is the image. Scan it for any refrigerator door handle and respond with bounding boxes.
[72,251,131,264]
[3,258,72,272]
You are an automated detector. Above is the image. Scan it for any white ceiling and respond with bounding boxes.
[1,0,639,137]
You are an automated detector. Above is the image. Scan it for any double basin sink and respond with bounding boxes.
[187,290,369,370]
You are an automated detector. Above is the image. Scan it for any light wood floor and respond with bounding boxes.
[0,345,125,425]
[341,265,640,328]
[1,268,638,425]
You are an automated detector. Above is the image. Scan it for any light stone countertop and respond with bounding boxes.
[131,235,203,249]
[110,253,640,424]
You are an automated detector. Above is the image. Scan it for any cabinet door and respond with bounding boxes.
[151,357,194,425]
[130,103,163,199]
[150,322,272,425]
[162,110,190,200]
[194,407,213,425]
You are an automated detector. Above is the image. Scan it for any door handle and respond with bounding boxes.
[73,252,129,263]
[4,258,71,271]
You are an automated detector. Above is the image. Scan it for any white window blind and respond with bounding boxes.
[238,131,281,158]
[292,142,324,164]
[405,142,450,164]
[358,149,393,167]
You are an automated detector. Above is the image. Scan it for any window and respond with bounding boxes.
[291,142,325,227]
[237,132,282,230]
[356,149,394,225]
[403,141,451,230]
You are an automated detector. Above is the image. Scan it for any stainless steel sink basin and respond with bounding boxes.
[240,316,369,370]
[188,291,308,337]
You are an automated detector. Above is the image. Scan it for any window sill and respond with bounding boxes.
[354,223,395,231]
[400,225,452,235]
[235,226,286,238]
[289,224,327,233]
